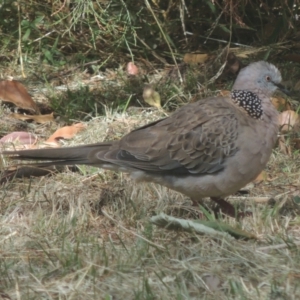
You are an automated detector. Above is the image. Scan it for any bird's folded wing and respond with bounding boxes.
[96,98,240,175]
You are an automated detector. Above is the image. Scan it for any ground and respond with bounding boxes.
[0,61,300,300]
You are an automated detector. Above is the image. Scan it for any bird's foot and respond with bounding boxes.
[211,197,252,219]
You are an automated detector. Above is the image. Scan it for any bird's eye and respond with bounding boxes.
[266,76,271,81]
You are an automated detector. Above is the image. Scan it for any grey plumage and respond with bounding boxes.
[3,61,283,217]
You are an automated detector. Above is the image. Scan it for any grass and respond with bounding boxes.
[1,1,300,298]
[1,106,300,299]
[1,53,300,299]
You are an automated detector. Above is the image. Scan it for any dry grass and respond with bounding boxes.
[1,106,300,300]
[1,59,300,299]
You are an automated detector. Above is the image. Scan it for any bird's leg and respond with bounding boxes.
[191,198,200,206]
[191,197,232,213]
[191,197,237,219]
[190,197,251,219]
[189,198,206,219]
[211,197,237,218]
[210,197,252,219]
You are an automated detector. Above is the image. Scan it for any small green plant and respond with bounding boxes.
[49,86,101,121]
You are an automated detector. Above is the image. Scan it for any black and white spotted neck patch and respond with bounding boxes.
[231,90,263,119]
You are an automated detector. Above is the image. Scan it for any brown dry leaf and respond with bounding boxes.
[224,52,243,76]
[126,62,139,75]
[183,53,208,65]
[46,123,86,143]
[0,80,39,112]
[219,90,230,97]
[143,85,161,109]
[278,135,292,155]
[278,110,300,133]
[0,132,37,146]
[10,112,54,123]
[253,171,267,183]
[271,97,290,111]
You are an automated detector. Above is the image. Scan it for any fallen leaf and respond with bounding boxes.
[253,171,267,183]
[278,110,300,133]
[223,52,243,76]
[143,85,161,109]
[0,132,37,146]
[271,97,290,111]
[183,53,208,65]
[278,135,291,155]
[126,62,139,75]
[0,80,39,112]
[10,112,54,123]
[46,123,86,143]
[151,213,257,240]
[219,90,230,97]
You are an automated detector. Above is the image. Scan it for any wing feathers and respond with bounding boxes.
[5,96,240,176]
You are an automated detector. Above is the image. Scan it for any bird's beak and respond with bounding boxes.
[275,83,290,95]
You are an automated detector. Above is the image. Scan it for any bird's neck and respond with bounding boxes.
[231,90,263,119]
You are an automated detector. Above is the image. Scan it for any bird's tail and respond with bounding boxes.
[2,142,112,167]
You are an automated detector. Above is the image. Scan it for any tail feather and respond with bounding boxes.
[3,142,112,166]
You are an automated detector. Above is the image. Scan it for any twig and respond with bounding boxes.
[257,241,300,252]
[31,30,56,44]
[0,231,17,244]
[144,0,183,82]
[51,0,67,16]
[17,1,26,78]
[185,32,253,48]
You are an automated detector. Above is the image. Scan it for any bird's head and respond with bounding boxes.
[233,61,285,97]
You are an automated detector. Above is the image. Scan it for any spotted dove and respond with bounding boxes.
[2,61,284,217]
